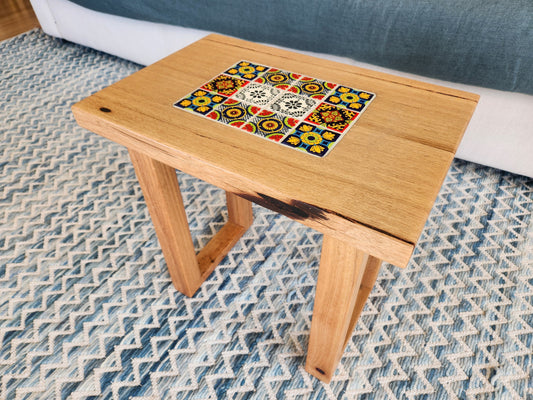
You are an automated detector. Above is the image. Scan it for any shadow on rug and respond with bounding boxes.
[1,30,532,399]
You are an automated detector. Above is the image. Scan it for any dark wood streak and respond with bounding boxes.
[236,192,328,222]
[236,191,412,245]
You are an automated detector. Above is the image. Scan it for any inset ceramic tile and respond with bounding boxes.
[304,102,358,133]
[174,61,375,157]
[324,86,375,112]
[269,92,317,118]
[281,122,341,157]
[174,89,228,115]
[206,99,260,128]
[291,77,337,100]
[225,61,269,81]
[234,83,283,107]
[241,110,299,142]
[254,69,300,90]
[202,74,249,96]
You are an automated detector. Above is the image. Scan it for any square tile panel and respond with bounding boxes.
[206,99,260,128]
[241,109,299,142]
[254,68,301,90]
[225,61,269,81]
[269,92,317,118]
[174,60,375,157]
[234,83,283,107]
[324,86,375,112]
[281,122,341,157]
[304,102,359,133]
[201,74,249,96]
[291,77,337,100]
[174,89,228,115]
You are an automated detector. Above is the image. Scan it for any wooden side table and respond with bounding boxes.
[72,34,478,382]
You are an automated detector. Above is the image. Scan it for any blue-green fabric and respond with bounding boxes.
[68,0,533,95]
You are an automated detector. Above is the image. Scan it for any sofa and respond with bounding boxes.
[29,0,533,178]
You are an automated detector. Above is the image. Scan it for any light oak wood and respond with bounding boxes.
[73,96,416,266]
[196,193,253,279]
[72,34,478,382]
[305,236,379,383]
[226,192,254,227]
[72,34,477,267]
[0,0,39,41]
[129,149,202,296]
[343,254,382,349]
[129,150,253,296]
[1,0,33,18]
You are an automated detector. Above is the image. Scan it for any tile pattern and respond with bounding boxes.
[281,122,341,156]
[175,89,227,115]
[243,110,300,141]
[206,99,259,128]
[225,60,268,80]
[201,74,249,96]
[292,76,337,100]
[304,102,358,133]
[174,60,376,157]
[255,68,301,90]
[324,85,375,112]
[270,92,316,118]
[234,83,282,106]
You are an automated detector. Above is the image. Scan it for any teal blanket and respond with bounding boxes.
[69,0,533,95]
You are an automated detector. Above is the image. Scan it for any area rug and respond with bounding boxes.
[1,30,532,400]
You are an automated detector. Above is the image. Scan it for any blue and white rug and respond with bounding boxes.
[1,30,532,399]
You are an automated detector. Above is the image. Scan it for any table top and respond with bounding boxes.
[72,34,478,267]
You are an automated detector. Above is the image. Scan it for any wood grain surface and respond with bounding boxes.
[72,34,479,268]
[305,236,377,383]
[0,0,39,41]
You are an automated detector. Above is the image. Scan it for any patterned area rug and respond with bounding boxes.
[1,30,533,399]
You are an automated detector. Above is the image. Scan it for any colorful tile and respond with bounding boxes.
[269,92,317,118]
[225,61,269,80]
[281,122,341,157]
[304,102,358,133]
[174,61,375,157]
[206,99,260,128]
[254,69,300,90]
[324,86,375,112]
[174,89,228,115]
[241,110,299,142]
[291,77,337,100]
[234,83,283,107]
[201,74,249,96]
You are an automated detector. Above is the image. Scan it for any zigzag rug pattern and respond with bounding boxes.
[1,30,533,399]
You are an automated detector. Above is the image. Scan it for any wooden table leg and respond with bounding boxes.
[196,192,253,281]
[305,235,382,383]
[129,150,253,297]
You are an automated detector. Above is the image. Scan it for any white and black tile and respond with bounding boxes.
[234,83,283,107]
[269,92,317,118]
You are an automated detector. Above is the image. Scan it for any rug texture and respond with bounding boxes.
[1,30,533,400]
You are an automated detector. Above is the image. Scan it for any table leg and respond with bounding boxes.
[305,235,382,383]
[129,150,253,297]
[196,192,253,280]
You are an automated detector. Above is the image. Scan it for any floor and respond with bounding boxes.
[0,0,40,41]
